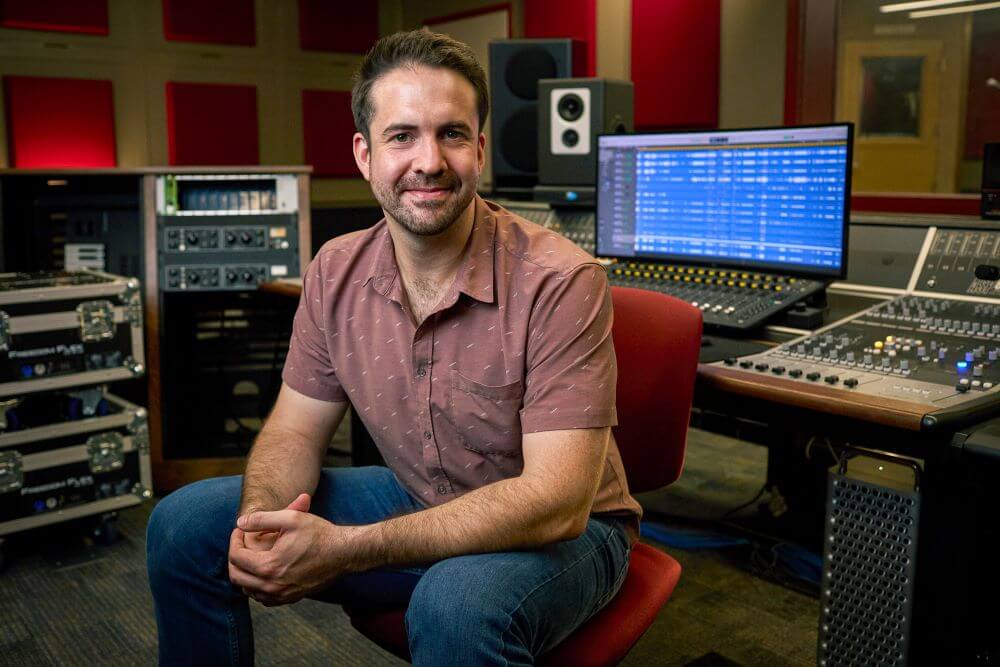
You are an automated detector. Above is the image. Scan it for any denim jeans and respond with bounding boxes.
[146,466,632,666]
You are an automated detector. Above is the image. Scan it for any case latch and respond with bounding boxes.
[77,300,116,342]
[87,432,125,473]
[0,450,23,493]
[0,310,10,351]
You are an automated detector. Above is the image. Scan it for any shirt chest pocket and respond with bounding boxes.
[446,371,524,458]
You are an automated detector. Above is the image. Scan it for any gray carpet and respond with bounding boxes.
[0,428,818,666]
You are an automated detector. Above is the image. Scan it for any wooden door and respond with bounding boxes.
[838,40,942,192]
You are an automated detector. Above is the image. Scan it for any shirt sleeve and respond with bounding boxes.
[281,252,347,402]
[520,262,617,433]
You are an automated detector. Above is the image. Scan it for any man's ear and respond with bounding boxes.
[477,132,486,172]
[353,132,371,181]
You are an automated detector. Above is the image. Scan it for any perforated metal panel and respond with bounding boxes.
[819,453,921,666]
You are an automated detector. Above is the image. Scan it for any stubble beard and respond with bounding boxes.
[371,168,477,237]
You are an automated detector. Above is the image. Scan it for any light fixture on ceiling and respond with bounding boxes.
[987,77,1000,90]
[910,0,1000,17]
[880,0,971,12]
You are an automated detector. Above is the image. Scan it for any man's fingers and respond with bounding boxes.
[286,493,311,513]
[237,508,301,533]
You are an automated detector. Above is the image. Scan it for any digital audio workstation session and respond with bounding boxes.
[0,1,998,665]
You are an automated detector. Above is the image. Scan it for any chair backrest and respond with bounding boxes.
[610,286,703,494]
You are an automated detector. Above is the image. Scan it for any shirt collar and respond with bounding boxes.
[366,195,497,305]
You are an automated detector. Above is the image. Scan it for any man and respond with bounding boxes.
[147,29,641,665]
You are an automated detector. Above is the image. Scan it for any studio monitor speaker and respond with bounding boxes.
[983,142,1000,220]
[538,78,633,187]
[489,39,579,194]
[818,450,921,666]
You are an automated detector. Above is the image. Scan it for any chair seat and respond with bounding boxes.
[346,542,682,666]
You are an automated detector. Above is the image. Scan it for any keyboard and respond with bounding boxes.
[607,261,826,331]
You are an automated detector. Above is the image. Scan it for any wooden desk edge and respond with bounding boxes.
[697,363,928,431]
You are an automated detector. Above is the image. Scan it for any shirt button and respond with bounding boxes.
[417,365,426,377]
[424,431,432,440]
[437,484,448,494]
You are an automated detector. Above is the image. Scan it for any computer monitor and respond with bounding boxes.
[596,123,853,279]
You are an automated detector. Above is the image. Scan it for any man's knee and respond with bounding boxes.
[146,476,241,582]
[405,558,518,661]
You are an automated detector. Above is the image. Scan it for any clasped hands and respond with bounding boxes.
[228,493,355,607]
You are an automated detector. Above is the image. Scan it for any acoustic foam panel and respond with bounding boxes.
[631,0,720,129]
[523,0,596,77]
[298,0,378,54]
[3,75,117,167]
[302,90,357,177]
[166,82,259,165]
[162,0,255,46]
[0,0,108,35]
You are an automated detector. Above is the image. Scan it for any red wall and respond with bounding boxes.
[631,0,720,130]
[4,75,117,168]
[523,0,596,76]
[302,90,357,177]
[166,82,259,166]
[298,0,378,54]
[0,0,108,35]
[162,0,255,46]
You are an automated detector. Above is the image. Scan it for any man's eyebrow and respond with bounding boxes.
[381,124,418,136]
[380,122,473,136]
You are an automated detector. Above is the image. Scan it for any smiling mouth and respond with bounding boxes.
[404,188,451,199]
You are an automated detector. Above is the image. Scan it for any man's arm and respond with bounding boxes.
[356,426,611,565]
[238,382,349,517]
[230,425,611,604]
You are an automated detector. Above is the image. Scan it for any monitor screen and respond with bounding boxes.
[596,124,853,279]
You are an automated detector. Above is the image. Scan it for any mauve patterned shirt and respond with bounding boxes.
[282,196,641,534]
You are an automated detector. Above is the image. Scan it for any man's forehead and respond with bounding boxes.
[369,65,478,130]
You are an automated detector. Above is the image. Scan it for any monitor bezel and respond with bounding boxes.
[595,122,854,281]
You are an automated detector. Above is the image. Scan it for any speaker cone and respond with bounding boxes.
[557,94,584,122]
[504,48,558,100]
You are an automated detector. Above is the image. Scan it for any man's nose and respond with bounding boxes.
[412,138,447,175]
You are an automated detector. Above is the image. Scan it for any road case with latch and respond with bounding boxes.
[0,389,152,538]
[0,270,145,397]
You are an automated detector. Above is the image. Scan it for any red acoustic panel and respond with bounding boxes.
[298,0,378,53]
[3,75,117,168]
[166,82,259,166]
[0,0,108,35]
[162,0,255,46]
[302,90,357,177]
[631,0,720,130]
[524,0,596,76]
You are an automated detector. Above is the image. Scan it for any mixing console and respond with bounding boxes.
[609,261,824,330]
[720,294,1000,409]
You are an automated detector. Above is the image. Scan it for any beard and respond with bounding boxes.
[371,168,477,237]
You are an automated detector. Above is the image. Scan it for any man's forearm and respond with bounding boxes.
[238,423,324,516]
[342,473,590,573]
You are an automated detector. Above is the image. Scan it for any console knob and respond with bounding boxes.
[846,351,856,363]
[990,349,998,362]
[966,351,975,363]
[974,365,984,378]
[242,271,254,283]
[900,359,910,371]
[864,354,873,365]
[881,358,891,369]
[186,233,199,245]
[844,378,859,388]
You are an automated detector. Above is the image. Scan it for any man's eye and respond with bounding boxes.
[393,134,410,143]
[445,130,463,140]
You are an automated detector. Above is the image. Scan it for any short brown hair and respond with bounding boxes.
[351,29,489,143]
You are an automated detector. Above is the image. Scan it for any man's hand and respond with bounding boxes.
[240,493,311,552]
[228,495,359,606]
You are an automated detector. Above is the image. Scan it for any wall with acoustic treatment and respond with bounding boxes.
[0,0,398,205]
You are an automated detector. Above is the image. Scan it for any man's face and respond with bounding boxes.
[353,65,485,237]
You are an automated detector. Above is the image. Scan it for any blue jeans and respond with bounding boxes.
[146,466,632,666]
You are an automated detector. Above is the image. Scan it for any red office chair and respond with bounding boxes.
[346,286,703,665]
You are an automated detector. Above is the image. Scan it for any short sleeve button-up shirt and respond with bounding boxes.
[282,196,641,534]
